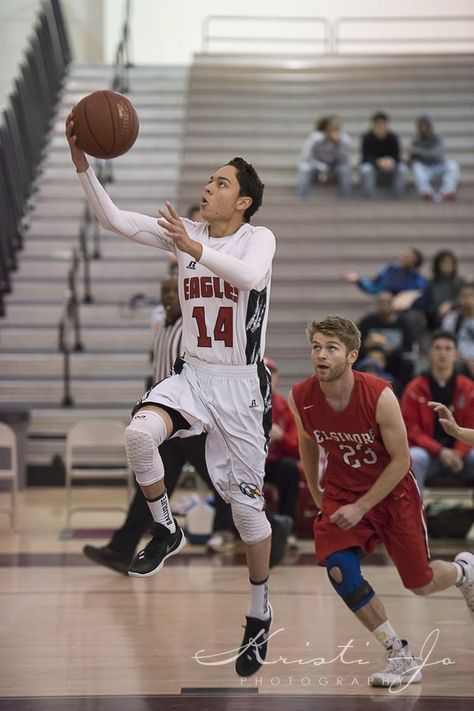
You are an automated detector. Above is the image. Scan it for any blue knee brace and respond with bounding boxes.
[326,548,375,612]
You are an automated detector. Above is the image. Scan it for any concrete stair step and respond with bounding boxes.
[0,330,150,352]
[15,258,170,280]
[29,406,130,437]
[191,52,474,72]
[0,352,148,376]
[29,199,169,220]
[184,104,474,122]
[188,76,474,93]
[42,150,183,171]
[49,135,183,151]
[33,184,178,202]
[0,380,142,405]
[126,133,474,152]
[2,303,152,325]
[184,119,474,138]
[5,282,161,303]
[40,165,181,183]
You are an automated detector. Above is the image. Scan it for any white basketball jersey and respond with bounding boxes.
[79,168,276,366]
[175,219,273,365]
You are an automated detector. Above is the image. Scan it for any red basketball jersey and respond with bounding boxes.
[292,371,411,499]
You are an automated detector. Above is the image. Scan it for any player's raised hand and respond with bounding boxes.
[65,113,89,173]
[158,202,203,260]
[428,401,459,438]
[330,502,365,530]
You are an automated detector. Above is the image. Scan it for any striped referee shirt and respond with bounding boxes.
[152,315,183,384]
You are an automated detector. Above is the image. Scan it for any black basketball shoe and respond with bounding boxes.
[128,520,186,577]
[235,604,273,677]
[83,545,131,576]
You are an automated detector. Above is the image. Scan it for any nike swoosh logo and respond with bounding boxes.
[303,405,314,410]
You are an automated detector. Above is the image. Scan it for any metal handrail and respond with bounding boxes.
[333,15,474,53]
[112,0,133,93]
[202,15,331,54]
[201,14,474,56]
[58,250,84,407]
[58,160,112,404]
[78,210,93,304]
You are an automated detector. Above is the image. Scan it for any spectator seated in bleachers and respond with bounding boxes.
[354,344,400,393]
[401,330,474,496]
[408,114,460,202]
[417,250,465,331]
[441,282,474,378]
[344,247,427,311]
[356,291,416,388]
[359,111,407,199]
[296,115,352,199]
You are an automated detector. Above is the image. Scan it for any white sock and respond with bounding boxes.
[248,577,270,620]
[146,489,176,533]
[373,621,403,650]
[454,561,465,585]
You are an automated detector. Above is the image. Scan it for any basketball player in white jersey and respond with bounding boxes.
[66,116,275,677]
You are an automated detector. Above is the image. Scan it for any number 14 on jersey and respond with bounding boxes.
[192,306,234,347]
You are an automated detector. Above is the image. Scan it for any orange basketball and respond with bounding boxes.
[71,90,139,159]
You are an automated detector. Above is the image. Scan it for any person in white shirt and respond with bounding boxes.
[66,115,275,677]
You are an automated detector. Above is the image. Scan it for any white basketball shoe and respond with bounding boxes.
[455,551,474,615]
[370,640,422,688]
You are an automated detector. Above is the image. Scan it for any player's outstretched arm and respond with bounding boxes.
[288,391,323,508]
[428,401,474,447]
[66,115,174,251]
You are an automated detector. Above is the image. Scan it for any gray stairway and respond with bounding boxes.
[1,64,189,471]
[178,53,474,390]
[2,54,474,477]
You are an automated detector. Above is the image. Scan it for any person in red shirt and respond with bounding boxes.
[401,330,474,495]
[289,315,474,688]
[264,358,300,542]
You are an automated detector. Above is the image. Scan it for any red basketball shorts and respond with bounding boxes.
[314,474,433,589]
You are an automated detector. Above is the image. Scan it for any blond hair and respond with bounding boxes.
[307,316,361,353]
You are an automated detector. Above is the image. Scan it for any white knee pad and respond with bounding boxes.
[125,410,168,486]
[231,502,271,545]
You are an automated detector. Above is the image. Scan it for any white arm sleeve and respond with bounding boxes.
[199,227,276,291]
[78,167,175,253]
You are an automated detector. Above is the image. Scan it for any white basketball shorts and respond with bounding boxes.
[134,356,272,509]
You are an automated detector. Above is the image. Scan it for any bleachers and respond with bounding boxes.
[179,53,474,389]
[0,49,473,480]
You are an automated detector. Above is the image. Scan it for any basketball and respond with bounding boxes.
[71,90,139,159]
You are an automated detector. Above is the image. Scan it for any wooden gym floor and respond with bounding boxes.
[0,487,473,710]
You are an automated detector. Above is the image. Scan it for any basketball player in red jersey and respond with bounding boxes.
[289,316,474,688]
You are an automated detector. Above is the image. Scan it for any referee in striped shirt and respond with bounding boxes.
[150,277,183,386]
[83,276,214,574]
